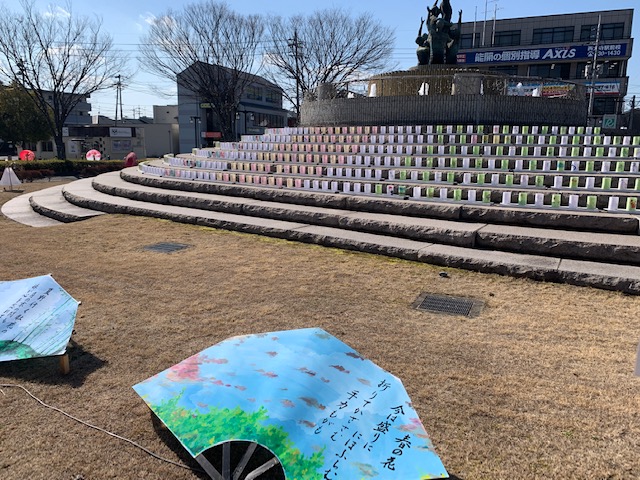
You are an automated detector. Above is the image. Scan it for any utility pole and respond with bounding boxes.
[491,1,503,46]
[482,0,488,47]
[473,7,477,48]
[587,15,602,123]
[114,74,123,126]
[288,29,303,122]
[630,95,636,132]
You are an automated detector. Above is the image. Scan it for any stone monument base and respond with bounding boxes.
[301,66,587,127]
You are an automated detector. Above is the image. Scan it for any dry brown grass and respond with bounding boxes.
[1,180,639,480]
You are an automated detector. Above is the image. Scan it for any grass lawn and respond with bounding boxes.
[1,181,639,479]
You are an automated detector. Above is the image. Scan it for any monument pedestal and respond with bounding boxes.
[452,73,484,95]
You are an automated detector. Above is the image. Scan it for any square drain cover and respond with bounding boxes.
[413,293,483,317]
[143,242,191,254]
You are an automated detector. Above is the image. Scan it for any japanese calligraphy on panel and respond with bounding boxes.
[133,328,448,479]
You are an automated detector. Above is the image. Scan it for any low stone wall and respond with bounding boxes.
[300,94,587,127]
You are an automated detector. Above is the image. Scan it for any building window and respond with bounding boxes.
[601,23,625,40]
[576,62,589,79]
[493,30,521,47]
[245,85,262,100]
[112,139,132,152]
[253,113,285,128]
[460,33,480,49]
[265,90,281,104]
[487,65,519,75]
[593,97,618,115]
[532,26,574,44]
[23,142,37,151]
[42,141,54,152]
[580,25,597,41]
[528,63,570,79]
[580,23,624,41]
[576,61,622,79]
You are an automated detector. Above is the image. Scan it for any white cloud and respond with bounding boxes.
[43,5,71,19]
[140,12,156,26]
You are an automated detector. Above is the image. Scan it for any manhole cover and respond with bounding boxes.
[413,293,483,317]
[143,242,191,254]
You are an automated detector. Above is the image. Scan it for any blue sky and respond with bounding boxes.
[4,0,638,118]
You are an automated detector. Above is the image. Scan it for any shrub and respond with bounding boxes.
[2,159,126,178]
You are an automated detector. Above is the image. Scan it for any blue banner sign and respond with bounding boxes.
[459,43,628,65]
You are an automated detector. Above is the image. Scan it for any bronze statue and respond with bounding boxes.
[440,0,453,23]
[416,0,462,66]
[428,16,449,64]
[416,18,431,65]
[446,10,463,65]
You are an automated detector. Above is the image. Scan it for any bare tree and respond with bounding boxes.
[0,0,128,159]
[139,1,264,141]
[265,9,396,120]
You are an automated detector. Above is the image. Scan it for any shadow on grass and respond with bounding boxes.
[0,339,106,388]
[150,411,209,479]
[149,411,461,480]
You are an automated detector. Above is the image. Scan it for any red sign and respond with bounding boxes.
[202,131,222,139]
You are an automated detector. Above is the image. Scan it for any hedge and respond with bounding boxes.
[1,159,126,181]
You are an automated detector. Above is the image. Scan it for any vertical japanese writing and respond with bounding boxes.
[319,378,395,478]
[378,406,408,471]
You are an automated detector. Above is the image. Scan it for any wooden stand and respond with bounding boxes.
[59,353,70,375]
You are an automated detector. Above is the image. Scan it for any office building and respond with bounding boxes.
[177,62,288,152]
[457,9,633,124]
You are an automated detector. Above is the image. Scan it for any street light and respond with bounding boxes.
[236,112,256,139]
[189,116,200,149]
[245,112,255,135]
[587,15,602,124]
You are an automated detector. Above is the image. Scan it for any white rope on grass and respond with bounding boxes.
[0,383,203,473]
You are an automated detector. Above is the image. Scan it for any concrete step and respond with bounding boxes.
[5,172,640,294]
[138,160,640,235]
[91,171,485,248]
[56,172,640,294]
[95,170,640,265]
[28,184,105,223]
[1,190,63,227]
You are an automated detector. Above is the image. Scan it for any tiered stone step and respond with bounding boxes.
[1,184,103,227]
[28,184,104,223]
[5,170,640,293]
[140,123,640,215]
[5,122,640,293]
[1,193,63,227]
[99,169,640,265]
